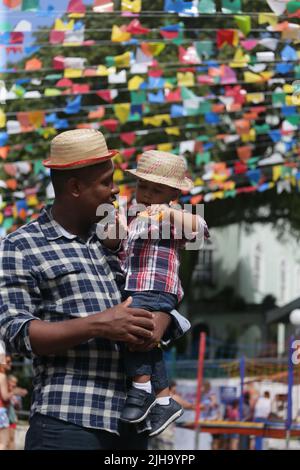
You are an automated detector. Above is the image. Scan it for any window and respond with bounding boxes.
[253,243,263,292]
[280,259,287,303]
[192,239,214,285]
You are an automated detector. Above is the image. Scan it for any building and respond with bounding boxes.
[183,221,300,358]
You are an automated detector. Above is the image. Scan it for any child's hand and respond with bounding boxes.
[146,204,170,221]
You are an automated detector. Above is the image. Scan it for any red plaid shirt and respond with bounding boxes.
[120,207,208,302]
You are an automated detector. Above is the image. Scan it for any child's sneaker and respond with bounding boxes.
[120,387,156,424]
[148,398,183,437]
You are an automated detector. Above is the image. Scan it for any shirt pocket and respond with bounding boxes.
[39,262,88,317]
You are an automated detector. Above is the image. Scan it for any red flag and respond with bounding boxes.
[126,19,150,34]
[120,132,136,145]
[122,148,136,160]
[101,119,118,132]
[96,90,113,102]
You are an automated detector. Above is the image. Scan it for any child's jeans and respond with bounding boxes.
[123,291,177,392]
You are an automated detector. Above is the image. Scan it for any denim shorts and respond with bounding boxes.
[0,408,9,429]
[127,290,177,313]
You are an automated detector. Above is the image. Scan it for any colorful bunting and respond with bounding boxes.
[2,0,300,234]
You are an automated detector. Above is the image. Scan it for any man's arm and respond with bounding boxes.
[0,240,155,356]
[29,297,155,355]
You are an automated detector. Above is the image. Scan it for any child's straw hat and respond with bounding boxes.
[126,150,193,191]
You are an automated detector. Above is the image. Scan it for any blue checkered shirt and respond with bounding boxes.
[0,206,186,434]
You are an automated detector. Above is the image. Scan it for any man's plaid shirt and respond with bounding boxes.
[0,206,184,434]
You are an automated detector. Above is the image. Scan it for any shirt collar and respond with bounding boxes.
[38,205,80,241]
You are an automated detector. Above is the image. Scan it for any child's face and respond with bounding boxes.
[136,178,178,206]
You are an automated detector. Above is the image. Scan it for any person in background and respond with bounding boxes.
[239,391,253,450]
[0,356,11,450]
[253,391,272,451]
[224,399,239,450]
[150,380,195,450]
[7,375,28,450]
[200,381,222,450]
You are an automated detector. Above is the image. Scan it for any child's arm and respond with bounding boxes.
[101,211,127,251]
[147,204,209,240]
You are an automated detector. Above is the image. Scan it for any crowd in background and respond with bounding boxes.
[0,356,28,450]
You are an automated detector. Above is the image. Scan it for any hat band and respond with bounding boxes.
[43,150,118,169]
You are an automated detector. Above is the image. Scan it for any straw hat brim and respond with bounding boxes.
[126,169,194,191]
[43,150,119,170]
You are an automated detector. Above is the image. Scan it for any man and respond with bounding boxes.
[0,129,186,450]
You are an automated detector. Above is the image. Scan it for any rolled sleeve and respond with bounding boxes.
[0,239,41,356]
[161,309,191,346]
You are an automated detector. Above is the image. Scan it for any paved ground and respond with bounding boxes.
[15,424,28,450]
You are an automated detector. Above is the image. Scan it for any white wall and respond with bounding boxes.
[207,222,300,307]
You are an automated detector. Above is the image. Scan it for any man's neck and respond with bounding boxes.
[51,202,91,240]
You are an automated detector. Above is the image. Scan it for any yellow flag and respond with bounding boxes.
[194,177,204,186]
[0,109,6,128]
[260,71,274,81]
[213,174,227,183]
[64,68,83,78]
[128,76,145,90]
[287,94,300,106]
[27,195,39,207]
[212,191,224,200]
[283,84,294,94]
[157,143,173,151]
[241,129,256,143]
[164,81,174,89]
[246,92,265,103]
[143,114,171,127]
[273,166,282,182]
[230,48,250,68]
[111,25,131,42]
[244,71,263,83]
[121,0,141,13]
[177,72,194,86]
[258,13,278,26]
[114,103,130,123]
[54,19,74,31]
[113,169,124,182]
[147,43,166,56]
[44,88,62,97]
[0,212,3,225]
[115,51,131,68]
[165,127,180,136]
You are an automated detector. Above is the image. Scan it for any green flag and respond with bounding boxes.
[198,0,216,13]
[22,0,40,11]
[222,0,241,13]
[234,15,251,36]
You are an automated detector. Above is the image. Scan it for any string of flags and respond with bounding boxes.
[1,0,300,235]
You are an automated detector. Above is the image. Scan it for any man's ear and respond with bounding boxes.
[67,177,82,198]
[172,189,180,201]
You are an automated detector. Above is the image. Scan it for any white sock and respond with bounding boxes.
[133,381,152,394]
[156,396,170,406]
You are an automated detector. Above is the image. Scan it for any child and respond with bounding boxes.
[103,150,208,437]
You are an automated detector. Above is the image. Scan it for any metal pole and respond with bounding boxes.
[239,356,245,421]
[194,332,206,450]
[286,335,294,450]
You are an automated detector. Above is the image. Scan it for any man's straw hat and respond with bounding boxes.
[43,129,118,170]
[126,150,193,191]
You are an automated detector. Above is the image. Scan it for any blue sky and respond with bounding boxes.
[1,0,94,67]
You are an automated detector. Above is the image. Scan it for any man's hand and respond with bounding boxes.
[127,311,171,352]
[90,297,155,345]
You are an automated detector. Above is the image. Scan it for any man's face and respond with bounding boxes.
[136,178,178,206]
[76,161,119,224]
